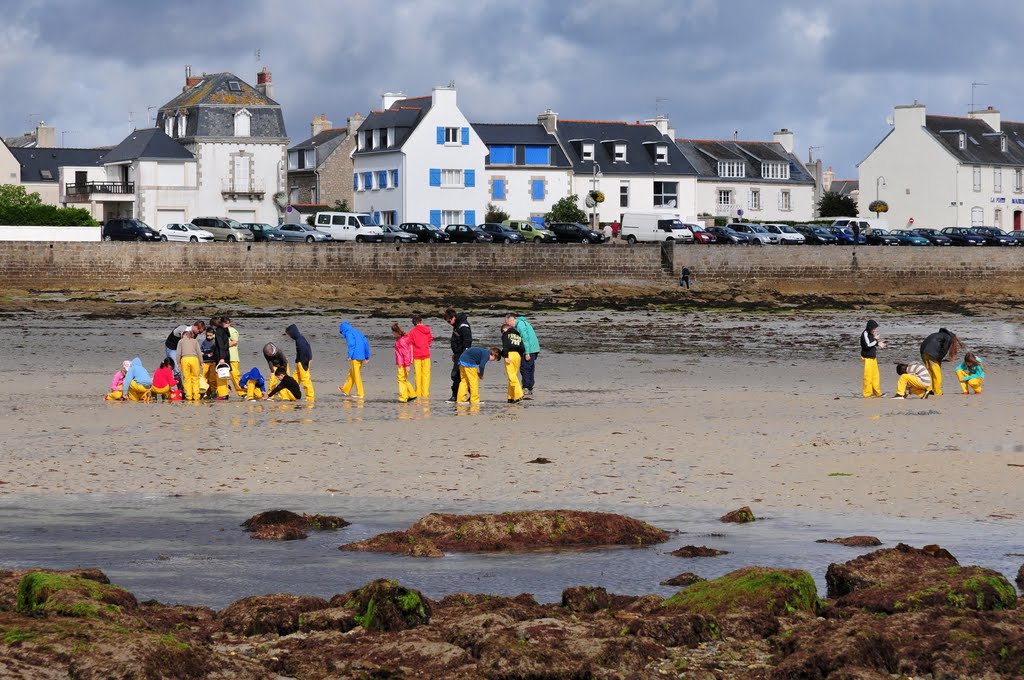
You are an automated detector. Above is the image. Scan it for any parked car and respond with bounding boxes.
[547,222,608,244]
[190,217,254,242]
[444,224,493,243]
[823,225,865,245]
[276,223,333,242]
[864,228,900,246]
[706,226,751,244]
[968,226,1017,246]
[378,225,419,243]
[503,220,557,242]
[728,223,781,245]
[478,223,526,243]
[102,218,161,242]
[619,213,694,244]
[889,229,931,246]
[687,223,718,244]
[159,222,214,242]
[940,227,987,246]
[793,225,839,244]
[398,222,451,243]
[1004,230,1024,245]
[312,211,385,242]
[761,223,805,245]
[832,217,888,233]
[242,222,286,242]
[908,228,953,246]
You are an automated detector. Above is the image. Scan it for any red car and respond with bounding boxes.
[688,223,718,244]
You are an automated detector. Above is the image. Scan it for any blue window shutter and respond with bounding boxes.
[531,179,544,200]
[524,145,550,165]
[392,169,399,188]
[489,145,515,164]
[394,210,400,224]
[374,211,380,224]
[353,173,359,190]
[378,170,387,188]
[465,209,476,225]
[436,126,444,144]
[464,169,475,187]
[429,210,441,226]
[531,215,545,225]
[492,179,505,200]
[461,127,470,145]
[429,168,441,187]
[363,172,373,189]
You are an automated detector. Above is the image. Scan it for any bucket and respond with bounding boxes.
[216,365,231,380]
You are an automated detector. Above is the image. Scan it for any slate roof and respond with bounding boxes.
[155,72,286,140]
[3,133,36,148]
[553,121,696,175]
[9,147,107,183]
[104,128,194,164]
[472,123,571,168]
[289,128,348,169]
[925,115,1024,166]
[675,139,815,184]
[352,96,433,155]
[829,179,859,196]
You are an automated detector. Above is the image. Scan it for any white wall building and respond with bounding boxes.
[859,103,1024,230]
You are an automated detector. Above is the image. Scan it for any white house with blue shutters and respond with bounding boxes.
[352,86,488,226]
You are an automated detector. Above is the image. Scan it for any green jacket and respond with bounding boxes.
[515,317,540,354]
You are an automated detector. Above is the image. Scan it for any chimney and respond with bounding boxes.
[893,103,926,130]
[537,108,558,134]
[381,92,405,110]
[184,65,202,91]
[35,121,56,148]
[823,166,834,192]
[431,85,456,108]
[347,112,365,136]
[310,114,333,137]
[645,114,670,136]
[969,105,1001,133]
[256,66,274,99]
[772,128,795,154]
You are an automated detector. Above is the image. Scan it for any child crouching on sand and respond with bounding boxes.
[151,359,179,400]
[264,366,301,401]
[105,360,131,400]
[240,367,267,401]
[892,363,932,399]
[956,353,984,394]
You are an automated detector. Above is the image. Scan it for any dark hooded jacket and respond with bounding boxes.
[285,324,313,370]
[214,324,230,363]
[450,313,472,357]
[920,328,955,362]
[860,320,880,359]
[502,325,524,358]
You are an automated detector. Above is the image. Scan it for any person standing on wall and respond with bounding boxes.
[444,308,472,404]
[919,328,961,397]
[506,313,540,399]
[859,319,886,398]
[408,316,433,399]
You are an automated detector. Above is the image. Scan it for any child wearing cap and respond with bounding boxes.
[105,360,132,400]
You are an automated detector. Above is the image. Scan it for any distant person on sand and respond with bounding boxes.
[239,367,266,400]
[150,358,177,400]
[892,363,932,399]
[408,316,433,398]
[955,353,985,394]
[122,357,153,402]
[264,366,301,401]
[105,360,131,400]
[339,322,371,399]
[860,319,886,398]
[453,346,501,405]
[175,330,202,401]
[164,320,205,384]
[210,317,232,400]
[500,322,525,403]
[505,313,539,398]
[223,317,244,397]
[919,328,961,396]
[679,266,692,289]
[201,328,218,399]
[262,342,290,399]
[285,324,315,403]
[444,308,473,402]
[392,323,417,403]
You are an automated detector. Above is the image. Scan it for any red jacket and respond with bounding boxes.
[408,323,433,359]
[394,335,413,367]
[152,366,176,390]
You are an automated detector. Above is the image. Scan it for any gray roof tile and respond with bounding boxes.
[104,128,194,164]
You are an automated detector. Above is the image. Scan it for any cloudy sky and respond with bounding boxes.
[3,0,1020,178]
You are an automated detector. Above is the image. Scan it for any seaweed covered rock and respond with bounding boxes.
[815,535,882,547]
[719,506,756,523]
[826,543,1018,613]
[218,594,329,636]
[331,579,431,632]
[338,510,669,556]
[241,509,349,541]
[1017,563,1024,591]
[660,572,706,587]
[671,545,730,557]
[15,571,137,620]
[337,530,444,557]
[559,586,636,614]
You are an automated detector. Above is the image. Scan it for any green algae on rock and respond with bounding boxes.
[16,572,137,619]
[332,579,431,632]
[241,509,350,541]
[719,506,756,523]
[662,567,820,617]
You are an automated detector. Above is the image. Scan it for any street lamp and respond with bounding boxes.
[875,175,886,202]
[590,163,602,230]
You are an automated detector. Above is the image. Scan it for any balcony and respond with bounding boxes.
[221,179,265,200]
[715,203,736,216]
[64,181,134,200]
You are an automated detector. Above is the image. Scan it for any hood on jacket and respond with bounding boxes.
[454,312,469,326]
[339,322,353,336]
[865,320,878,332]
[285,324,302,339]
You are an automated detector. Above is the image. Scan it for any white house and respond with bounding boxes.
[352,87,488,226]
[8,146,108,215]
[859,103,1024,230]
[675,130,816,222]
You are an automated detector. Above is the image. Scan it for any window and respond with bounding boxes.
[363,171,373,189]
[779,190,792,211]
[358,130,367,150]
[289,187,299,204]
[761,162,790,180]
[995,208,1003,228]
[387,127,394,147]
[717,189,733,207]
[372,129,380,149]
[530,178,545,201]
[973,166,982,192]
[228,81,242,92]
[581,142,595,161]
[994,167,1002,193]
[524,145,550,165]
[958,132,966,150]
[491,177,506,200]
[718,160,745,178]
[177,112,187,137]
[444,127,460,144]
[654,181,678,208]
[655,144,668,163]
[619,181,629,208]
[377,171,388,189]
[489,145,515,164]
[232,155,251,191]
[1015,169,1022,193]
[164,116,173,137]
[391,169,399,188]
[971,207,984,226]
[749,189,761,210]
[613,142,627,162]
[353,173,359,191]
[441,169,463,187]
[1001,136,1008,152]
[233,109,251,137]
[442,210,462,224]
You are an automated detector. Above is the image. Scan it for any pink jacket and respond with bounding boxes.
[394,335,413,367]
[408,323,433,359]
[110,370,126,391]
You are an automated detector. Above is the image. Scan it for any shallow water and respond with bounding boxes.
[1,493,1019,608]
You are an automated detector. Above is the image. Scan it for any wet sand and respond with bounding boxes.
[1,309,1022,522]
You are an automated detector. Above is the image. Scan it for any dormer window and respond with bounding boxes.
[761,162,790,180]
[233,109,251,137]
[958,132,966,150]
[581,142,595,161]
[718,160,745,178]
[164,115,173,137]
[372,129,380,149]
[1001,135,1008,152]
[387,127,395,147]
[176,112,187,137]
[614,142,627,162]
[655,144,668,164]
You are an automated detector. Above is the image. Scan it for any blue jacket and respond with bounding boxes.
[285,324,312,369]
[239,367,266,392]
[122,357,152,397]
[339,322,370,361]
[515,316,540,354]
[458,347,491,377]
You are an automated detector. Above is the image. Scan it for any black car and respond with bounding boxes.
[793,225,839,244]
[864,228,900,246]
[940,227,987,246]
[706,226,751,244]
[547,222,607,244]
[102,218,161,241]
[444,224,493,243]
[379,225,419,243]
[908,228,953,246]
[478,223,525,243]
[968,226,1017,246]
[242,223,286,242]
[398,222,450,243]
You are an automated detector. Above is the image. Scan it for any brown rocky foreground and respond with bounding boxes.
[1,543,1021,678]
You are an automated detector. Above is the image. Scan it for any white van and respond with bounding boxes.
[832,217,889,233]
[313,212,385,242]
[620,213,694,244]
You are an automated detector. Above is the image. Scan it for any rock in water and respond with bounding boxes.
[241,509,349,540]
[670,545,730,557]
[815,536,882,547]
[660,572,705,587]
[719,506,756,523]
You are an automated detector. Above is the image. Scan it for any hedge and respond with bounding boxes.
[0,204,99,226]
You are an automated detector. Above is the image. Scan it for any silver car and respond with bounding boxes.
[276,223,333,243]
[190,217,255,242]
[729,223,781,245]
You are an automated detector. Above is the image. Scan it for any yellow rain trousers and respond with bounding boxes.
[897,373,930,398]
[341,359,365,397]
[180,356,201,401]
[505,352,524,401]
[861,357,881,397]
[457,366,481,404]
[244,381,264,400]
[413,358,431,398]
[397,365,416,402]
[956,370,983,394]
[266,363,291,400]
[296,361,315,402]
[921,353,943,396]
[126,380,151,402]
[230,361,244,397]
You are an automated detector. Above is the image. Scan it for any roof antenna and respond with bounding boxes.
[255,48,261,63]
[655,97,669,116]
[971,81,988,113]
[808,145,823,163]
[733,130,739,141]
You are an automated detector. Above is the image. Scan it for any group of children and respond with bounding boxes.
[103,311,542,407]
[860,321,985,399]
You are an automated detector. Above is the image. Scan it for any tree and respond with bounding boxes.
[0,185,43,208]
[332,199,351,212]
[544,194,587,224]
[484,203,509,224]
[817,191,857,218]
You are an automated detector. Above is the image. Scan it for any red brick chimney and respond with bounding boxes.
[184,65,202,91]
[256,66,274,100]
